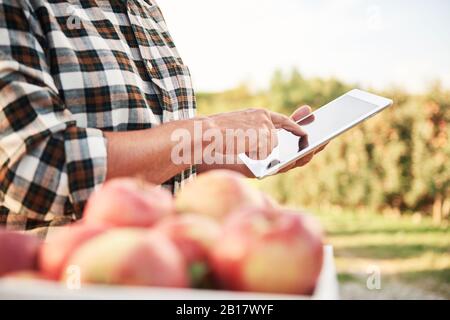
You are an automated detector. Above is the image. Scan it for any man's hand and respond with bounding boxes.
[198,105,327,178]
[278,105,328,173]
[208,108,306,160]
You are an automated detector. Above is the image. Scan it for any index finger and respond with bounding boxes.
[269,112,307,137]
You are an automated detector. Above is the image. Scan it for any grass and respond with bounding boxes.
[312,206,450,299]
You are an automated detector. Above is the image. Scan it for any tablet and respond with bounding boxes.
[238,89,393,179]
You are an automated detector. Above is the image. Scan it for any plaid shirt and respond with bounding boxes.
[0,0,196,237]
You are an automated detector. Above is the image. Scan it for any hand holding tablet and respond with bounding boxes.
[239,89,393,178]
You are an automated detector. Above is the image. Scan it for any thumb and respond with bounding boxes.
[291,105,312,122]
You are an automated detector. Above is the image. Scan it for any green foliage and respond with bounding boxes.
[197,70,450,220]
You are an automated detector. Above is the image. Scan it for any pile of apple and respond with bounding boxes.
[0,170,324,295]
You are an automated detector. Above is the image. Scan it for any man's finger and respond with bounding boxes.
[295,153,314,167]
[270,112,306,137]
[314,142,329,154]
[291,105,312,122]
[298,113,315,125]
[270,127,279,150]
[279,161,297,173]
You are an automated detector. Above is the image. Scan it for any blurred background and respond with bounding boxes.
[159,0,450,299]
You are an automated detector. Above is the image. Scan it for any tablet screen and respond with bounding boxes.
[265,95,379,170]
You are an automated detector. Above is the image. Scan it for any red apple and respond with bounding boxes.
[175,170,265,221]
[260,192,279,209]
[210,207,324,295]
[38,224,107,280]
[156,214,221,288]
[2,271,49,281]
[156,214,221,264]
[64,229,189,288]
[0,230,41,276]
[83,178,175,227]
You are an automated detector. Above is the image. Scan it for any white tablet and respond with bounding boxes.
[238,89,393,179]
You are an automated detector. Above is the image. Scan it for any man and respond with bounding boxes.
[0,0,324,237]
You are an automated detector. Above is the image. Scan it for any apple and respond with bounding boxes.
[2,271,49,281]
[0,230,41,276]
[156,214,221,288]
[260,192,279,209]
[83,178,175,227]
[156,214,221,264]
[175,170,265,221]
[38,224,107,280]
[210,207,324,295]
[64,229,189,288]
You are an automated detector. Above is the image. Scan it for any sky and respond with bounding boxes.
[158,0,450,93]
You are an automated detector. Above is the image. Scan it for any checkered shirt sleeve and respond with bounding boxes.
[0,0,197,235]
